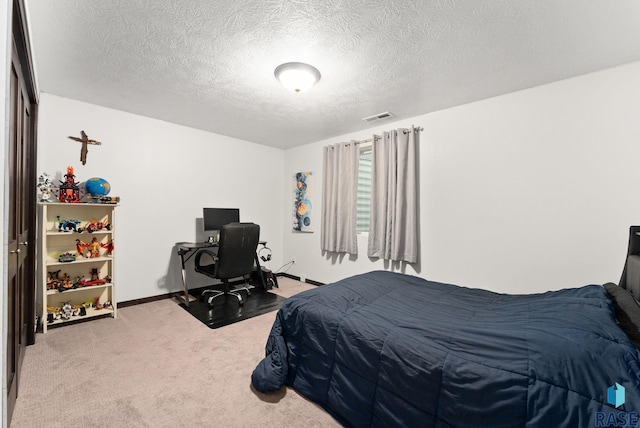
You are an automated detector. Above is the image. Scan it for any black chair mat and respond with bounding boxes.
[179,287,286,329]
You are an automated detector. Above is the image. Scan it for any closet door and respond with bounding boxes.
[6,0,38,423]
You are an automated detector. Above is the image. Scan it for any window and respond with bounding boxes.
[356,145,372,233]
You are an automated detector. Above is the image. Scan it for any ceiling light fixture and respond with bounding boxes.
[274,62,321,93]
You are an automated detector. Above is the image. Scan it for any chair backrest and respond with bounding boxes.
[216,222,260,280]
[620,225,640,294]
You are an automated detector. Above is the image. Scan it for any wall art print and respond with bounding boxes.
[293,171,313,232]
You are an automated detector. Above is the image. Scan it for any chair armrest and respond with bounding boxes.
[194,249,218,267]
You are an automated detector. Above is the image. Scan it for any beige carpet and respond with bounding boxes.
[10,278,341,428]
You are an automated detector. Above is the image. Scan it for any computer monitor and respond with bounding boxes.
[203,208,240,232]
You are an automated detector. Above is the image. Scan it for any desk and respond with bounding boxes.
[176,241,268,307]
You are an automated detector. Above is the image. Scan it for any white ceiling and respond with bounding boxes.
[25,0,640,149]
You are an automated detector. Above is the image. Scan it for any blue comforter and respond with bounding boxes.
[252,271,640,427]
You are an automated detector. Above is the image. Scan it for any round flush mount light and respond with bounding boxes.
[274,62,321,93]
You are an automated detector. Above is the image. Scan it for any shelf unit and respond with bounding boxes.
[37,202,118,332]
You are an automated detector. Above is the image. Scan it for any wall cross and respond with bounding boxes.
[68,130,102,165]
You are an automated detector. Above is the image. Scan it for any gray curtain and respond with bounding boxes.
[321,141,358,254]
[367,127,418,263]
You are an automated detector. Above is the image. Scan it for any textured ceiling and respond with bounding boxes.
[25,0,640,149]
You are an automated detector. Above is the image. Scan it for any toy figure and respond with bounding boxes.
[100,239,114,256]
[75,238,100,258]
[88,237,101,258]
[47,270,62,290]
[76,239,87,255]
[58,166,80,203]
[46,305,62,323]
[37,172,54,201]
[93,297,103,310]
[57,216,81,232]
[58,275,77,292]
[61,302,73,320]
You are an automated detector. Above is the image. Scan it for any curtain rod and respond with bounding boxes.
[328,126,424,148]
[353,126,424,145]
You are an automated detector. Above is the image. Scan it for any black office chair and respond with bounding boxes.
[620,226,640,297]
[194,222,260,306]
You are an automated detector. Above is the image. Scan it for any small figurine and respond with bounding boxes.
[47,270,62,290]
[37,172,54,201]
[76,239,87,255]
[57,275,78,292]
[71,304,86,316]
[92,297,103,310]
[76,237,101,258]
[46,305,62,323]
[88,237,101,258]
[100,239,114,256]
[61,302,73,320]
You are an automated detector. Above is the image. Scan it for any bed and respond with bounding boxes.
[251,270,640,427]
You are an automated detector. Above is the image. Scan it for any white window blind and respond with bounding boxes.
[357,148,372,233]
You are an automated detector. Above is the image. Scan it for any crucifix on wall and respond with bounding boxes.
[68,130,102,165]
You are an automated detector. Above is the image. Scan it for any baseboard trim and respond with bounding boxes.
[118,293,175,308]
[118,279,252,308]
[278,273,324,286]
[119,276,324,308]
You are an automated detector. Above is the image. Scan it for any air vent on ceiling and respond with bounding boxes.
[362,111,394,122]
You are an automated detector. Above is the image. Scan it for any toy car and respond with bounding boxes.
[58,252,76,263]
[77,268,107,287]
[81,218,112,233]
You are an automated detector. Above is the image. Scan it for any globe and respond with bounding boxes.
[85,177,111,197]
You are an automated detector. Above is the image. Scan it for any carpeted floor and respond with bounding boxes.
[180,287,287,329]
[10,278,340,428]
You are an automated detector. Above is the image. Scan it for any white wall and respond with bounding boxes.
[33,61,640,300]
[37,93,285,301]
[283,61,640,294]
